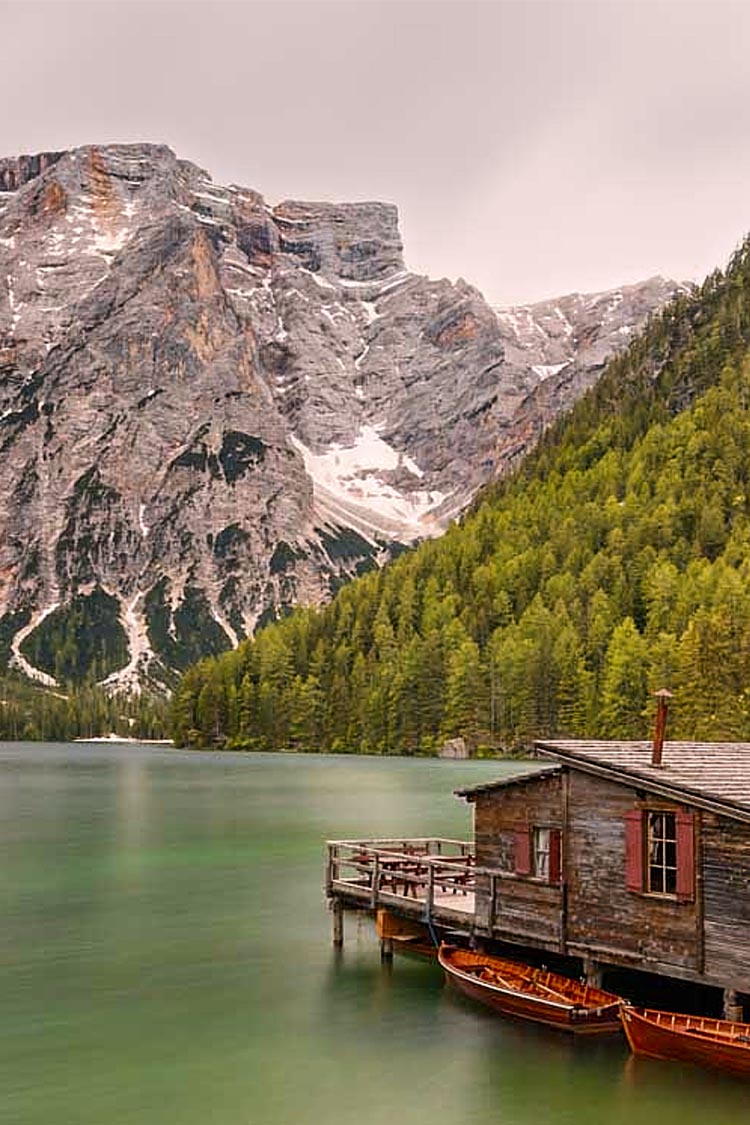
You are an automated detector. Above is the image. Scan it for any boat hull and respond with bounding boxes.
[438,946,622,1035]
[621,1004,750,1077]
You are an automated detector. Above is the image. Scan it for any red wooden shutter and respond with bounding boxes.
[676,810,695,903]
[625,809,644,892]
[515,827,531,876]
[548,828,562,885]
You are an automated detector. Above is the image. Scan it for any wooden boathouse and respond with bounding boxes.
[326,732,750,1019]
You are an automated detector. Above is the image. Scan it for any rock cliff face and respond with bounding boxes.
[0,144,681,688]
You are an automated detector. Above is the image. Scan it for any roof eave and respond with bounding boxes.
[535,742,750,825]
[455,764,562,802]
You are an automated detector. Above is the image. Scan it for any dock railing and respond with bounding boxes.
[326,837,567,950]
[326,838,475,923]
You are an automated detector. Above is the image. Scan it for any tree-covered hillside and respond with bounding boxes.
[172,242,750,753]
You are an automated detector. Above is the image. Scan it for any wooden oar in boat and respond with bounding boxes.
[476,963,586,1006]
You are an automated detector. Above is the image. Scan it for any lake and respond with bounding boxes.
[1,743,748,1124]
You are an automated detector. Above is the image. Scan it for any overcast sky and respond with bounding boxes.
[3,0,750,305]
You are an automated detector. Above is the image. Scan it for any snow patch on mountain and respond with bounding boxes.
[532,362,570,381]
[99,594,153,694]
[10,604,60,687]
[291,426,444,540]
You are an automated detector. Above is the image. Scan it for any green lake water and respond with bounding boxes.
[1,743,748,1125]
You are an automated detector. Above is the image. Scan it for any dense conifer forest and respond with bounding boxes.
[171,240,750,753]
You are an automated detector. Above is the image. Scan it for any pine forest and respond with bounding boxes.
[170,240,750,753]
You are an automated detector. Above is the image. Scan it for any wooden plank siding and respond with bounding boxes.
[564,771,700,973]
[492,875,563,945]
[471,768,706,975]
[473,773,564,949]
[702,814,750,990]
[474,773,563,869]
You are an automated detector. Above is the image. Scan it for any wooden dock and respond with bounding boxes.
[325,837,477,953]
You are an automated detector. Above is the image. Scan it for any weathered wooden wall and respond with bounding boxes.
[473,769,706,974]
[471,766,750,988]
[702,813,750,991]
[474,774,564,948]
[565,771,700,973]
[474,773,562,869]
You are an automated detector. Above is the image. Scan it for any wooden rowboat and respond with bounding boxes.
[620,1003,750,1077]
[437,945,622,1035]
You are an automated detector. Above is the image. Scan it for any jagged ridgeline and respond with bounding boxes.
[171,237,750,752]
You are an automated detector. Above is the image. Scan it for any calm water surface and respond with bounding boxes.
[1,743,747,1125]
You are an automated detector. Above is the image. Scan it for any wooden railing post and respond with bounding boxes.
[426,862,435,925]
[489,873,497,932]
[371,855,380,910]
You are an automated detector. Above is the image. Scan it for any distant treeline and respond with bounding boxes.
[172,239,750,753]
[0,674,169,743]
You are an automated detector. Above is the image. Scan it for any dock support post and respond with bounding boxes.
[723,988,743,1022]
[331,899,344,949]
[583,957,603,988]
[380,937,394,962]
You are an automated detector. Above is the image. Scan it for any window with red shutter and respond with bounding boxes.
[625,809,645,892]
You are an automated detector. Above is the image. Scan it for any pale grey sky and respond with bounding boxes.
[3,0,750,304]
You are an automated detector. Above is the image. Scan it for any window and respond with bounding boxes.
[626,807,694,900]
[514,826,561,883]
[534,827,551,880]
[647,811,677,895]
[497,832,516,873]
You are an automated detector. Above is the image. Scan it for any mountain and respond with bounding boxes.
[0,143,678,689]
[170,240,750,752]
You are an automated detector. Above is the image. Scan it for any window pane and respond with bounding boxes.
[646,811,676,895]
[533,827,550,879]
[498,833,515,873]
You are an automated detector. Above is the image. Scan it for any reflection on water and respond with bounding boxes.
[0,744,747,1125]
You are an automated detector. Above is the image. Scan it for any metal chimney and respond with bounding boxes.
[651,689,673,767]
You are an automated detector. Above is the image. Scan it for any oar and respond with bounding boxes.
[510,970,579,1005]
[474,964,574,1005]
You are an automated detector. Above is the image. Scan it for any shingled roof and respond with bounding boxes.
[535,740,750,823]
[455,764,560,799]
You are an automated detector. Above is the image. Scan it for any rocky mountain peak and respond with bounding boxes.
[273,199,404,282]
[0,143,681,690]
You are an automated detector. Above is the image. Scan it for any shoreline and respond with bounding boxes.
[72,734,174,745]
